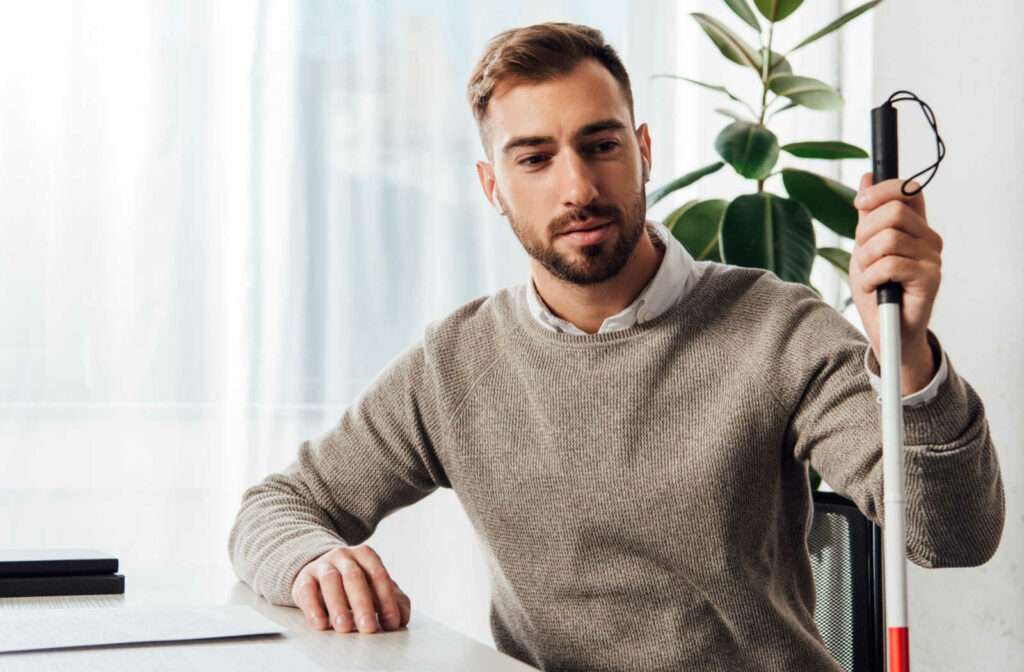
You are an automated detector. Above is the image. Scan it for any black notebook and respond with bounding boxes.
[0,549,119,577]
[0,573,125,598]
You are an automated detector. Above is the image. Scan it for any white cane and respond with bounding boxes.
[870,91,945,672]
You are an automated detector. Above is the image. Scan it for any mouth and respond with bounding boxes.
[558,219,613,246]
[560,218,611,235]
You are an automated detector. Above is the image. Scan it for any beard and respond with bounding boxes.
[501,182,647,286]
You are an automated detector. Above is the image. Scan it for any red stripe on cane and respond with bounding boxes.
[888,627,910,672]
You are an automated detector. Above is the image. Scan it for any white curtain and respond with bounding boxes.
[0,0,860,646]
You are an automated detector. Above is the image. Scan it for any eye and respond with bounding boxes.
[518,155,549,167]
[591,140,619,154]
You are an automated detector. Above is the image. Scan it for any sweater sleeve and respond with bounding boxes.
[227,337,450,606]
[777,288,1005,568]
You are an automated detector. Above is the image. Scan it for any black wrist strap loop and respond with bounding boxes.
[884,90,945,196]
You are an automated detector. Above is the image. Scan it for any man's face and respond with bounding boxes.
[480,59,650,285]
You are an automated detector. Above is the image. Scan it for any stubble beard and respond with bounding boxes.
[502,183,647,286]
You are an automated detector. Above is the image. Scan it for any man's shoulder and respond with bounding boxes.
[693,263,869,405]
[697,262,821,317]
[695,262,863,346]
[419,284,523,359]
[426,284,520,332]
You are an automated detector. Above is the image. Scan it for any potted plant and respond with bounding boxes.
[648,0,884,489]
[648,0,883,298]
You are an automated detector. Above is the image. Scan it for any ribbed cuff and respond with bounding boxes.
[864,329,948,407]
[899,343,974,450]
[251,528,348,606]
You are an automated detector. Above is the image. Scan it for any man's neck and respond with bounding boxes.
[531,225,664,334]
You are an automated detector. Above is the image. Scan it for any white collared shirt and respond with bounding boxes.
[526,219,948,406]
[526,221,710,333]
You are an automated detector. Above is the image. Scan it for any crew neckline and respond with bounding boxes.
[511,262,726,347]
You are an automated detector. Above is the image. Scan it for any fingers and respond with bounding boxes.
[852,172,943,298]
[852,227,941,275]
[854,200,942,252]
[315,563,354,633]
[336,551,380,633]
[291,572,329,630]
[854,254,940,297]
[855,172,927,218]
[393,581,411,627]
[351,546,403,632]
[852,218,942,296]
[291,546,408,635]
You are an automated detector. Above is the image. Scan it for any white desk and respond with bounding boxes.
[0,566,537,671]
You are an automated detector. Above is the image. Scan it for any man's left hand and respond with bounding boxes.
[849,172,942,396]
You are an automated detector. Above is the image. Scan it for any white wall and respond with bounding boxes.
[873,2,1024,667]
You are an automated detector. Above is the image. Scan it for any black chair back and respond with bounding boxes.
[808,490,884,672]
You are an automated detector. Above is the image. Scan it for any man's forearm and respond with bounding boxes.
[228,468,350,606]
[899,363,1005,568]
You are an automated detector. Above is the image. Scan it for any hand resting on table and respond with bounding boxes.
[291,545,411,634]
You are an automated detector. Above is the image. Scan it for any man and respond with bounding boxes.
[228,23,1004,671]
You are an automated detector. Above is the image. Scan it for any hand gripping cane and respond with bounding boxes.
[870,91,945,672]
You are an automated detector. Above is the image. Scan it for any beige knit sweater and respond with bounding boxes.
[228,263,1004,671]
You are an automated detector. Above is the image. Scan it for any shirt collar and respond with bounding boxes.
[526,219,699,334]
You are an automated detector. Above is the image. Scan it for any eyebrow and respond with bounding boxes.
[501,118,628,156]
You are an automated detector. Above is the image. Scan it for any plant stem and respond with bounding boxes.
[758,27,774,123]
[757,20,776,193]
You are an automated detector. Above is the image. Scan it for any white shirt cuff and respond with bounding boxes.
[864,338,949,407]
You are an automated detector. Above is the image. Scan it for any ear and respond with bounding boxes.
[636,123,652,181]
[476,160,504,215]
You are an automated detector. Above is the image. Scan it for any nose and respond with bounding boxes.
[556,149,600,211]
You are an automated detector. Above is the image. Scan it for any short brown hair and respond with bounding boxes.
[466,22,635,160]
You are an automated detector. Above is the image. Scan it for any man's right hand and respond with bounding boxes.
[290,545,411,634]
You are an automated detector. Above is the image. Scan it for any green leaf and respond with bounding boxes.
[668,199,729,262]
[809,466,822,490]
[651,75,754,113]
[646,161,725,208]
[792,0,884,52]
[817,247,851,283]
[723,0,761,31]
[766,100,799,121]
[781,141,868,159]
[768,51,792,75]
[720,192,816,284]
[768,74,844,110]
[781,168,858,238]
[662,199,700,232]
[715,107,744,121]
[691,13,761,72]
[714,121,780,180]
[753,0,805,22]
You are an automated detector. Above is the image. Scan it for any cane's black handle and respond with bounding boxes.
[871,103,902,306]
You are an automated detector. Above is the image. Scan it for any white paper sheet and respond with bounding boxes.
[0,638,326,672]
[0,604,285,653]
